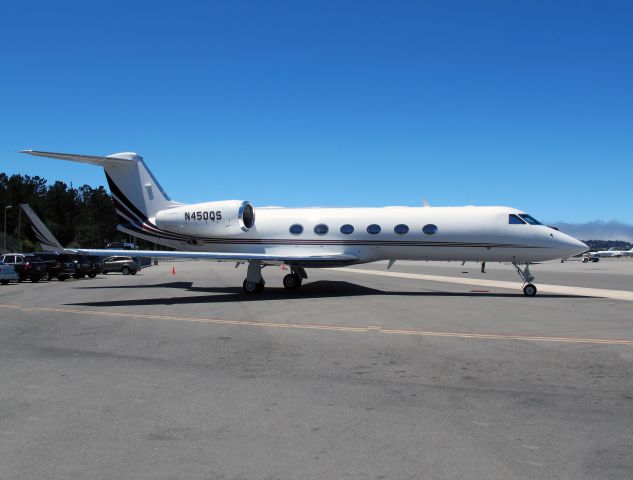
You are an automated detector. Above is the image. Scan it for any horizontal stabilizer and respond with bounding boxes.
[20,150,139,166]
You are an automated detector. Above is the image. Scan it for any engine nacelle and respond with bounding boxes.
[154,200,255,238]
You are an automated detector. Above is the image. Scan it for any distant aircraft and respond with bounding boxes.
[588,247,633,259]
[21,150,588,296]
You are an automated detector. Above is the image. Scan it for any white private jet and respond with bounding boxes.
[21,150,588,296]
[589,247,633,258]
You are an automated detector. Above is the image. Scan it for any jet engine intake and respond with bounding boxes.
[154,200,255,237]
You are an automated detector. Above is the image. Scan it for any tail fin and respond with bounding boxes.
[20,204,64,251]
[20,150,177,225]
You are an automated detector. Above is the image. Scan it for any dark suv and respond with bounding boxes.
[87,256,104,278]
[0,253,47,282]
[32,251,76,281]
[102,256,138,275]
[71,255,92,279]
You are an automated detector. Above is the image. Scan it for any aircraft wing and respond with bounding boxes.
[66,248,359,266]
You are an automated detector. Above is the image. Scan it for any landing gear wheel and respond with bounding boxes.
[523,284,537,297]
[243,279,265,294]
[283,273,302,290]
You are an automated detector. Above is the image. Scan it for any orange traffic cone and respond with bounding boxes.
[171,266,176,275]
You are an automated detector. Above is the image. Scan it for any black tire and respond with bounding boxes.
[523,284,537,297]
[121,266,130,275]
[58,275,67,281]
[1,280,9,285]
[88,272,97,278]
[283,273,302,290]
[243,279,264,294]
[31,276,40,283]
[129,270,137,276]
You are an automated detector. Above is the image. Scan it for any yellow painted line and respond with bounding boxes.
[1,303,633,346]
[329,267,633,302]
[0,304,369,332]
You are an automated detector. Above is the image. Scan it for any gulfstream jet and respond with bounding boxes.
[21,150,588,296]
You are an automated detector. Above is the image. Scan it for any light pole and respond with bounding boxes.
[3,205,13,252]
[17,205,22,252]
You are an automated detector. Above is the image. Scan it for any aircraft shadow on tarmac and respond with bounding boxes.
[69,280,592,307]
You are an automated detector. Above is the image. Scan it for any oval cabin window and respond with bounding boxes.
[289,224,303,235]
[422,224,438,235]
[314,224,329,235]
[340,224,354,235]
[394,224,409,235]
[367,224,381,235]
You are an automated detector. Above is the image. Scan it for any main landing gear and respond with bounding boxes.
[513,263,537,297]
[283,267,307,291]
[242,263,308,294]
[243,262,265,294]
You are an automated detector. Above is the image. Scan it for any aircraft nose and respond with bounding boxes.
[561,234,588,257]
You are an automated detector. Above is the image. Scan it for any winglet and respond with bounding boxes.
[20,204,64,252]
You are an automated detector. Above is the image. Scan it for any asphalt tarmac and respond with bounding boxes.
[1,258,632,479]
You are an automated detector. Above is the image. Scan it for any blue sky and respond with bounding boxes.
[1,1,632,223]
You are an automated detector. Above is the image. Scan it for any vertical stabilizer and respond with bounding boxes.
[102,152,177,223]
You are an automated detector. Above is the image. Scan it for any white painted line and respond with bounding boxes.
[330,267,633,302]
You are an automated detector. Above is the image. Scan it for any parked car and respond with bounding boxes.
[0,261,19,285]
[102,256,138,275]
[31,251,76,281]
[0,253,47,282]
[70,255,92,279]
[87,256,104,278]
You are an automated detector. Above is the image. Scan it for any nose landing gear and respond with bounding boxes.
[522,283,537,297]
[513,263,537,297]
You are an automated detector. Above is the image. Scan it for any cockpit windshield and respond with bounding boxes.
[518,214,542,225]
[508,214,526,224]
